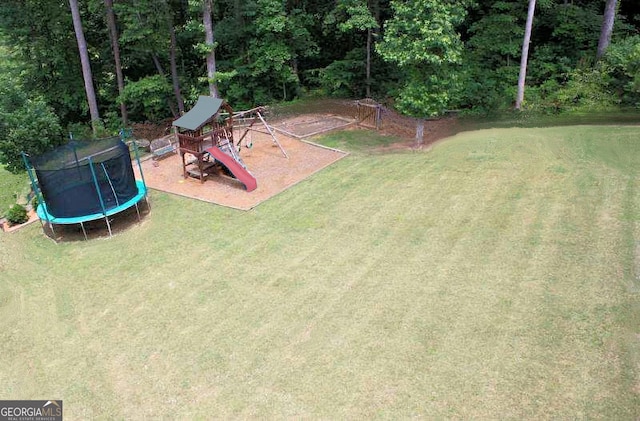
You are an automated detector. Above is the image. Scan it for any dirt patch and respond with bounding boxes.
[37,201,151,242]
[374,115,462,152]
[131,120,174,141]
[136,128,346,210]
[270,114,356,138]
[270,100,464,152]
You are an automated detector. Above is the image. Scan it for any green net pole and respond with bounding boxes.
[21,152,48,223]
[88,157,112,237]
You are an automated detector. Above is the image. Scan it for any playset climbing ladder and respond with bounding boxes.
[172,96,262,191]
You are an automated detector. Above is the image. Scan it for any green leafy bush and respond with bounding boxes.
[31,195,39,211]
[548,67,618,112]
[0,96,63,173]
[316,49,366,98]
[120,76,173,122]
[604,36,640,107]
[6,204,28,225]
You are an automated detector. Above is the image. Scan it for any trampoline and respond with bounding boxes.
[23,136,149,240]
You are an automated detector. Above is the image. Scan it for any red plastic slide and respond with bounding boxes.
[204,147,257,192]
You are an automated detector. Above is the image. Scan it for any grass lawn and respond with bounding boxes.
[1,125,639,419]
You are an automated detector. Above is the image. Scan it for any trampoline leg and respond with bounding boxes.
[80,222,88,241]
[135,202,141,222]
[105,216,113,237]
[49,222,56,239]
[39,219,49,238]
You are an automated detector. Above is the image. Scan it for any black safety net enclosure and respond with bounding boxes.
[31,137,137,218]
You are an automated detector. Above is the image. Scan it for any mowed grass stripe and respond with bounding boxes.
[0,125,639,419]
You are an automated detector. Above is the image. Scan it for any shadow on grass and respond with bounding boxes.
[38,199,151,242]
[457,109,640,131]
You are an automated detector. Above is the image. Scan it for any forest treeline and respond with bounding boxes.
[0,0,639,171]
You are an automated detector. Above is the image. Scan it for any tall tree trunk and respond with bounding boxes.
[104,0,127,126]
[152,54,166,76]
[69,0,100,133]
[169,21,185,114]
[203,0,219,98]
[150,52,179,118]
[366,28,371,98]
[596,0,618,60]
[515,0,536,110]
[368,0,381,99]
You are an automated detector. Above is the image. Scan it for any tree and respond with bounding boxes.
[213,0,318,107]
[104,0,128,126]
[377,0,468,117]
[515,0,536,110]
[460,1,526,111]
[0,43,63,173]
[0,1,96,126]
[328,0,379,97]
[3,0,640,123]
[114,0,183,118]
[203,0,219,97]
[596,0,618,60]
[168,3,185,113]
[69,0,101,132]
[601,35,640,105]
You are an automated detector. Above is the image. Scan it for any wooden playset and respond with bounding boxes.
[172,96,287,192]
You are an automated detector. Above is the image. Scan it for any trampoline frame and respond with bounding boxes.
[23,137,149,241]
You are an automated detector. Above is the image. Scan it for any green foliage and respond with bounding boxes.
[459,1,524,113]
[6,203,27,225]
[327,0,378,33]
[0,42,63,172]
[214,0,318,106]
[120,76,173,121]
[467,3,523,68]
[113,0,172,66]
[1,0,640,124]
[66,120,111,140]
[539,67,618,113]
[604,36,640,106]
[527,45,574,85]
[538,3,601,64]
[377,0,467,117]
[31,195,39,212]
[460,0,635,114]
[0,97,64,173]
[524,36,640,114]
[0,165,28,218]
[0,0,118,128]
[378,0,466,68]
[314,49,367,97]
[395,72,462,117]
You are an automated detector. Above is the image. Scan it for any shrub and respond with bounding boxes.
[120,75,173,122]
[604,35,640,107]
[6,204,28,225]
[31,195,39,211]
[547,67,618,112]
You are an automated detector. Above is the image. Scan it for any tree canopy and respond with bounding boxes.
[0,0,639,170]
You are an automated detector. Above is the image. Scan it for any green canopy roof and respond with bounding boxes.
[172,96,223,131]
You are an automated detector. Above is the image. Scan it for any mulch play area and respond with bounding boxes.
[136,119,347,210]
